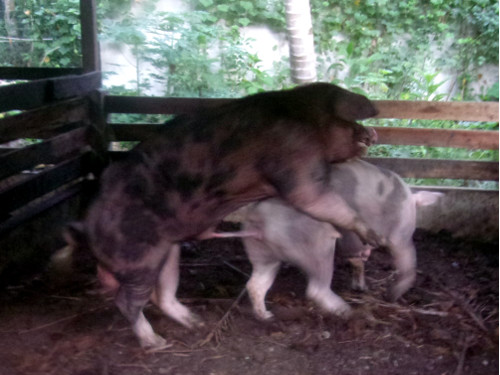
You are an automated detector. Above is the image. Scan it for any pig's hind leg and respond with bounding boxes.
[244,239,281,320]
[303,246,352,318]
[153,243,202,328]
[386,238,417,302]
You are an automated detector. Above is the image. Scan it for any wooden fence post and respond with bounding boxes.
[80,0,100,73]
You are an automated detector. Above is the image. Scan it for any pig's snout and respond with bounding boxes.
[358,127,377,147]
[97,265,120,294]
[368,127,377,144]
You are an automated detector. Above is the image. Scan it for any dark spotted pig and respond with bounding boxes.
[68,83,381,348]
[228,160,442,320]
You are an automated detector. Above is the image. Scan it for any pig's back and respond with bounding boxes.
[329,159,415,237]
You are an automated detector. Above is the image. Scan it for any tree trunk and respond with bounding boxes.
[284,0,317,84]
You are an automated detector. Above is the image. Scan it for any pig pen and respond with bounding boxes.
[0,224,498,375]
[0,69,498,375]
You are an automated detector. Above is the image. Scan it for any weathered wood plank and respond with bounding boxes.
[374,100,499,122]
[108,123,499,150]
[0,67,82,80]
[52,72,101,100]
[365,157,498,181]
[104,95,499,122]
[109,123,161,141]
[80,0,100,72]
[0,127,88,180]
[0,72,101,112]
[0,98,89,143]
[104,96,231,115]
[0,152,90,216]
[0,180,84,235]
[373,126,499,150]
[106,150,497,181]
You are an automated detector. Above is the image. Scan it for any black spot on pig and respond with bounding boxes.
[256,158,297,197]
[205,168,237,192]
[382,176,407,227]
[218,135,244,158]
[377,181,385,196]
[175,173,204,200]
[329,165,359,211]
[310,160,330,187]
[144,195,176,219]
[120,206,160,261]
[125,173,149,197]
[192,123,215,142]
[158,158,180,174]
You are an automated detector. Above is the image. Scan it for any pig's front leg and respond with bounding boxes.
[347,257,367,292]
[266,159,383,247]
[285,185,383,247]
[153,243,203,328]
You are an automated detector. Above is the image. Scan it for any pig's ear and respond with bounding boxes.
[62,222,86,247]
[412,191,444,207]
[333,91,379,121]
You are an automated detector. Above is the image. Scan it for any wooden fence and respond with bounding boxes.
[104,95,499,184]
[0,76,498,283]
[0,73,103,226]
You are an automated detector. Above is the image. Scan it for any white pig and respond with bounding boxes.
[228,159,443,320]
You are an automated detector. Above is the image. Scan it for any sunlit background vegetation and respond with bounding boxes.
[0,0,498,188]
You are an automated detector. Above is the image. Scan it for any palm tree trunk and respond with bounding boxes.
[284,0,317,84]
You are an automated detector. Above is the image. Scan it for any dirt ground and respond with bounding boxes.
[0,228,497,375]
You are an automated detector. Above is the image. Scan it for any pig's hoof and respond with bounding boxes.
[333,303,352,318]
[140,334,172,350]
[351,281,367,292]
[255,310,275,321]
[183,312,205,329]
[360,228,385,248]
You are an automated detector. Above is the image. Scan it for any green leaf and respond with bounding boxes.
[238,18,251,26]
[217,4,230,12]
[199,0,213,8]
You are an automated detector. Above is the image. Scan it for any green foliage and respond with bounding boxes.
[189,0,285,30]
[1,0,497,187]
[100,9,287,98]
[187,0,498,100]
[0,0,82,67]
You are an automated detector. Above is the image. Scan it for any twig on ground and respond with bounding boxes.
[19,305,107,334]
[223,261,250,278]
[454,334,475,375]
[197,287,247,347]
[447,291,488,333]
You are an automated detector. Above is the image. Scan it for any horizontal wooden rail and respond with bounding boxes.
[106,150,496,181]
[104,95,499,122]
[374,100,499,122]
[108,123,499,150]
[104,95,230,115]
[0,152,91,217]
[365,157,498,181]
[372,126,498,150]
[0,127,88,181]
[0,67,83,80]
[0,98,89,143]
[0,71,101,112]
[0,179,85,235]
